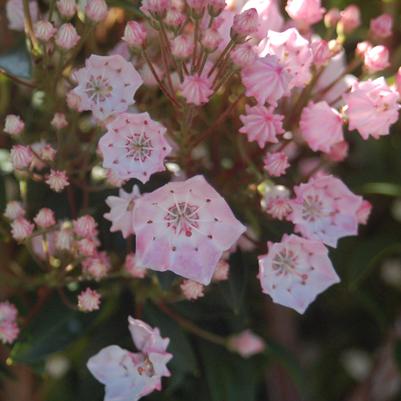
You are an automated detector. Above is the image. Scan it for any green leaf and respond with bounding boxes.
[358,182,401,197]
[0,45,32,80]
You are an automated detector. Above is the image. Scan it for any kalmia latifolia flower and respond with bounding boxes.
[285,0,325,26]
[34,20,56,42]
[300,101,344,153]
[344,78,400,140]
[180,74,213,106]
[231,8,259,39]
[171,35,194,59]
[4,201,25,220]
[46,170,70,192]
[133,175,246,285]
[239,105,284,148]
[241,55,290,105]
[56,0,76,19]
[104,185,141,238]
[0,301,19,344]
[99,113,171,183]
[87,317,172,401]
[289,175,364,247]
[339,5,361,33]
[370,14,393,38]
[10,145,33,170]
[165,7,186,28]
[180,280,205,300]
[125,253,147,278]
[324,8,340,28]
[123,21,148,49]
[363,46,390,73]
[258,234,340,314]
[4,114,24,136]
[11,217,34,241]
[78,288,101,312]
[55,23,81,50]
[85,0,108,22]
[228,330,265,358]
[263,151,289,177]
[34,208,56,228]
[72,55,143,120]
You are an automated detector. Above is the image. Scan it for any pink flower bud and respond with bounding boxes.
[41,144,57,161]
[180,74,213,105]
[231,8,259,38]
[327,141,349,162]
[208,0,226,16]
[78,288,101,312]
[0,301,18,322]
[4,114,24,135]
[357,200,372,225]
[51,112,68,129]
[339,5,360,33]
[85,0,108,22]
[165,7,186,27]
[355,41,372,58]
[370,13,392,39]
[231,43,257,68]
[201,28,222,52]
[263,151,289,177]
[4,201,25,220]
[66,90,81,111]
[286,0,325,26]
[56,228,73,251]
[171,35,194,59]
[364,45,390,73]
[56,0,76,19]
[34,20,56,42]
[34,208,56,228]
[180,279,205,300]
[55,23,80,50]
[122,21,147,48]
[77,238,98,257]
[311,39,331,66]
[11,217,34,241]
[140,0,170,17]
[73,215,98,238]
[125,253,147,278]
[395,67,401,97]
[10,145,33,170]
[212,259,229,281]
[187,0,208,12]
[0,321,19,344]
[46,169,69,192]
[324,8,340,27]
[229,330,265,358]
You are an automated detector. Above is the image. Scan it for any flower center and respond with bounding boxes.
[165,202,200,237]
[85,75,113,104]
[137,356,155,377]
[272,247,308,284]
[302,194,324,222]
[125,132,153,162]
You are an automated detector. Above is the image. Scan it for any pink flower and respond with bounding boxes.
[133,175,246,285]
[260,28,313,89]
[202,29,222,52]
[364,46,390,73]
[6,0,38,31]
[78,288,101,312]
[181,74,213,106]
[239,105,284,148]
[231,43,257,68]
[4,114,24,136]
[229,330,265,357]
[212,259,230,281]
[327,141,349,162]
[74,215,98,238]
[123,21,147,48]
[11,217,34,241]
[241,55,291,105]
[266,197,292,220]
[140,0,170,16]
[85,0,108,22]
[125,253,147,278]
[0,301,18,322]
[344,78,400,140]
[4,201,25,220]
[286,0,325,25]
[66,90,81,110]
[231,8,260,38]
[0,321,19,344]
[171,35,194,59]
[34,20,56,42]
[10,145,33,170]
[180,280,205,300]
[241,0,284,41]
[339,5,360,33]
[99,112,171,183]
[357,200,372,225]
[311,39,331,66]
[51,112,68,130]
[87,318,172,400]
[56,0,76,18]
[46,170,69,192]
[34,208,56,228]
[104,185,141,238]
[356,41,371,58]
[72,54,143,120]
[324,8,340,27]
[370,13,392,38]
[258,234,340,313]
[55,23,81,50]
[165,7,186,27]
[263,151,289,177]
[289,175,363,247]
[300,101,344,153]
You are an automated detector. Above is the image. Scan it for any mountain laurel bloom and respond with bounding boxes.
[4,114,24,135]
[72,55,143,120]
[285,0,325,25]
[231,8,260,38]
[98,112,171,183]
[104,185,141,238]
[344,78,400,140]
[339,5,361,33]
[363,46,390,73]
[289,175,363,247]
[370,13,393,38]
[56,0,76,18]
[180,74,213,106]
[133,175,246,285]
[239,105,284,148]
[87,317,172,401]
[258,234,340,314]
[229,330,265,358]
[300,101,344,153]
[241,55,291,105]
[34,20,57,42]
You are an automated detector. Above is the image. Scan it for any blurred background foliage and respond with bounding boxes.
[1,0,401,400]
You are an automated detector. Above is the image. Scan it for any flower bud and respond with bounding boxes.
[10,145,33,170]
[165,7,186,28]
[46,170,69,192]
[370,13,392,39]
[78,288,101,312]
[201,28,222,52]
[171,35,194,59]
[208,0,226,16]
[229,330,265,358]
[4,114,24,135]
[355,41,371,58]
[51,112,68,130]
[34,20,57,42]
[180,279,204,300]
[140,0,170,18]
[122,21,147,48]
[187,0,208,14]
[11,217,34,241]
[364,45,390,73]
[231,8,259,39]
[4,201,25,220]
[85,0,108,22]
[339,5,360,34]
[324,8,340,28]
[34,208,56,228]
[41,144,57,161]
[73,215,98,238]
[66,90,81,111]
[311,39,331,66]
[56,0,76,19]
[231,43,257,68]
[55,23,80,50]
